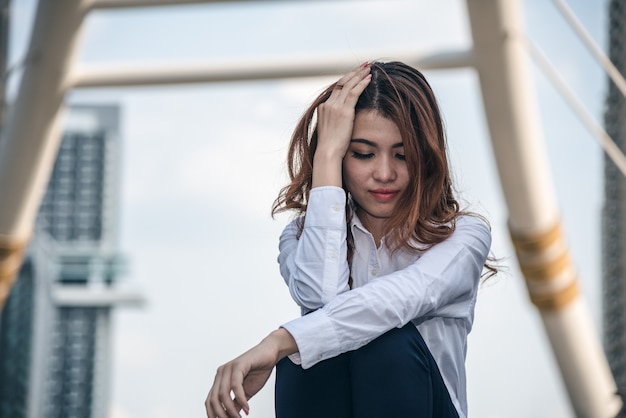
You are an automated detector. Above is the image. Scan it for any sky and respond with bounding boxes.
[7,0,611,417]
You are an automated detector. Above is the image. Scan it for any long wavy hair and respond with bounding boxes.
[272,61,495,277]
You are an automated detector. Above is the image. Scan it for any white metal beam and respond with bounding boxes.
[0,0,87,305]
[85,0,338,11]
[525,37,626,177]
[69,50,473,89]
[551,0,626,100]
[52,285,145,307]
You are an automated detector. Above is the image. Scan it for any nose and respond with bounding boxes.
[373,156,397,183]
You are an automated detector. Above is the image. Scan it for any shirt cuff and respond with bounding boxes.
[304,187,346,229]
[281,309,341,369]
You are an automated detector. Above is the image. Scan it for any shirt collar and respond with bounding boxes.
[348,203,426,255]
[349,206,388,249]
[348,201,370,236]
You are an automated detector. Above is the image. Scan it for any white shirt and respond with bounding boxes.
[278,186,491,418]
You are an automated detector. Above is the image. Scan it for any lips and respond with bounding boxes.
[369,189,399,201]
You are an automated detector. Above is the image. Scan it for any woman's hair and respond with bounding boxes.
[272,60,496,277]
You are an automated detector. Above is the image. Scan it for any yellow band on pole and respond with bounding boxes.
[0,235,29,308]
[529,280,580,311]
[510,221,562,252]
[509,222,580,311]
[519,250,571,281]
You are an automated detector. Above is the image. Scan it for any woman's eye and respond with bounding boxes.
[395,153,406,161]
[352,152,374,160]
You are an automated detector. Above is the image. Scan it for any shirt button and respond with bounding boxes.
[329,250,338,259]
[331,204,341,212]
[317,354,324,360]
[371,269,378,276]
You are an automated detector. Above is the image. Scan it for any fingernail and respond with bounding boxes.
[361,61,369,69]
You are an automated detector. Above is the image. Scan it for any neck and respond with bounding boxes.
[357,212,387,247]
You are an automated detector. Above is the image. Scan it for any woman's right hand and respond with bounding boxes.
[205,329,298,418]
[312,63,372,188]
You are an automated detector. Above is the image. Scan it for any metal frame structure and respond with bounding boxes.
[0,0,622,416]
[466,2,621,416]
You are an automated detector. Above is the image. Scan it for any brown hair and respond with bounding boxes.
[272,62,460,245]
[272,61,496,276]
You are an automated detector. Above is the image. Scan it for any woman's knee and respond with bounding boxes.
[275,355,353,418]
[350,323,429,370]
[349,324,458,418]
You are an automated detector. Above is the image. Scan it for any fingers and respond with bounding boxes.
[349,69,373,102]
[312,62,372,167]
[205,364,247,418]
[334,62,370,89]
[218,366,241,417]
[320,62,371,117]
[231,371,250,415]
[205,366,227,418]
[331,62,371,102]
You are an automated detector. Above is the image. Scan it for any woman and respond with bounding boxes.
[205,61,493,418]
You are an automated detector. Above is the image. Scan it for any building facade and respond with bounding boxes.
[604,0,626,412]
[0,105,142,418]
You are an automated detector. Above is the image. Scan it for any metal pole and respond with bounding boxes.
[0,0,87,307]
[551,0,626,101]
[465,0,622,416]
[85,0,339,11]
[0,0,8,129]
[0,0,12,312]
[69,50,473,88]
[524,38,626,178]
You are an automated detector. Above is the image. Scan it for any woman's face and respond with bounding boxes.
[343,110,409,236]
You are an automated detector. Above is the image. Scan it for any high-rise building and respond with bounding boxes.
[0,104,143,418]
[604,0,626,412]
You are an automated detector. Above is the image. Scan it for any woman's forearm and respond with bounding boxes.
[312,151,344,188]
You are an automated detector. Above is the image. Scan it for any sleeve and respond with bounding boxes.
[277,186,351,312]
[281,215,492,369]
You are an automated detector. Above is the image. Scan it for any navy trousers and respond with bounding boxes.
[275,323,458,418]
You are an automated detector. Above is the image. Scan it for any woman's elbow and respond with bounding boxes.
[288,282,325,311]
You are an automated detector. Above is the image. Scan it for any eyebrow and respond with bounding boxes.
[350,138,404,148]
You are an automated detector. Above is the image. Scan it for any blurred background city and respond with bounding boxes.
[0,0,622,417]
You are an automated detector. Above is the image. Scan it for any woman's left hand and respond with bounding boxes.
[311,63,372,188]
[205,329,297,418]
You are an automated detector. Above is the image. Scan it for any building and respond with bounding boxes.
[604,0,626,408]
[0,105,143,418]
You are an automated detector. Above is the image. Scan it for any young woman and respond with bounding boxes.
[205,61,493,418]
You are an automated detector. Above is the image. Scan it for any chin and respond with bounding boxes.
[362,210,393,220]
